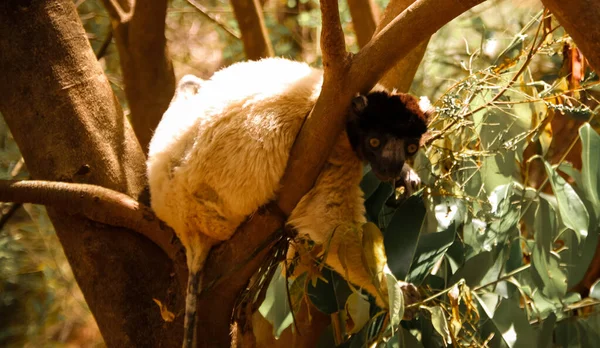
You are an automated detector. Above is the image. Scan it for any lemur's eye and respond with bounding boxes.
[407,143,418,154]
[369,138,380,148]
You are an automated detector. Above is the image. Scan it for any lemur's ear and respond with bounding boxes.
[351,95,368,115]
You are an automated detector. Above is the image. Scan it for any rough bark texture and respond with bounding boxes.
[0,1,183,346]
[541,0,600,73]
[231,0,274,60]
[102,0,176,152]
[347,0,379,48]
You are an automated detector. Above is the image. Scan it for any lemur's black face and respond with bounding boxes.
[346,91,429,182]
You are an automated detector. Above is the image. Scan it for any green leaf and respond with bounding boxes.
[449,250,494,287]
[406,223,457,285]
[384,328,424,348]
[590,279,600,300]
[537,312,556,348]
[531,247,567,300]
[307,269,352,314]
[344,292,370,334]
[558,162,583,188]
[426,306,451,347]
[534,197,557,255]
[477,295,536,348]
[543,161,590,243]
[258,266,294,338]
[385,272,404,330]
[360,169,381,201]
[579,123,600,216]
[365,182,394,225]
[384,193,427,280]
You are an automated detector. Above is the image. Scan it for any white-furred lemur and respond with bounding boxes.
[146,58,430,348]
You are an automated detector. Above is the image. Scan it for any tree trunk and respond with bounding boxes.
[0,1,183,346]
[347,0,380,48]
[542,0,600,73]
[231,0,274,60]
[375,0,430,92]
[102,0,176,152]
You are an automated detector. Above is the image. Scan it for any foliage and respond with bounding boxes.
[259,6,600,348]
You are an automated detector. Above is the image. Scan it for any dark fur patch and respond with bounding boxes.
[356,91,428,138]
[346,91,430,181]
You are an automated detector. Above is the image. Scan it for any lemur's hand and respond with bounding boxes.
[399,281,420,320]
[396,163,421,198]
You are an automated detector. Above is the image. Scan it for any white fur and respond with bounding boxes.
[148,58,382,297]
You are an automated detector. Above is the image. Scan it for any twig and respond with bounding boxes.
[103,0,134,23]
[186,0,241,40]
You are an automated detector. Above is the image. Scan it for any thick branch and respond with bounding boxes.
[319,0,349,76]
[231,0,274,60]
[0,180,182,263]
[103,0,176,152]
[375,0,430,92]
[347,0,379,50]
[352,0,483,94]
[541,0,600,74]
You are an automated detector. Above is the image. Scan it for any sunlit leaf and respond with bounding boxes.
[257,265,294,338]
[361,222,384,290]
[476,295,536,348]
[406,222,456,285]
[579,123,600,216]
[344,292,370,334]
[384,193,426,280]
[544,161,589,243]
[425,306,451,347]
[531,247,567,300]
[557,162,583,188]
[385,271,404,330]
[590,279,600,300]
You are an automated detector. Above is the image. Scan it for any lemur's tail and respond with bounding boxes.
[182,269,202,348]
[181,243,211,348]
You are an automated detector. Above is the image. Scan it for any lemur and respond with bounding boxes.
[146,58,430,348]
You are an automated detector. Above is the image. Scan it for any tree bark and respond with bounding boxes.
[376,0,430,92]
[231,0,274,60]
[0,1,183,346]
[541,0,600,73]
[102,0,176,153]
[347,0,380,48]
